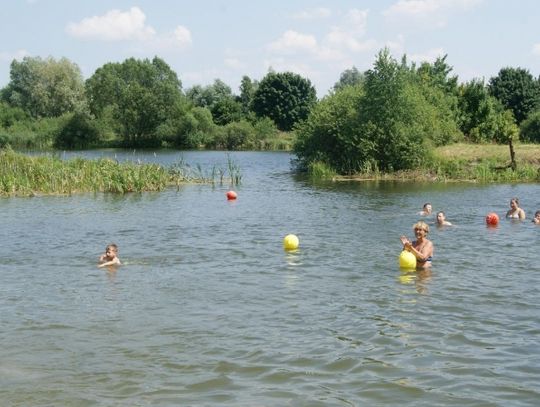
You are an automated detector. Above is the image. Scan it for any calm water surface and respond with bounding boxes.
[1,151,539,406]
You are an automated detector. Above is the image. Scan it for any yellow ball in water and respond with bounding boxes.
[399,250,416,269]
[283,234,299,250]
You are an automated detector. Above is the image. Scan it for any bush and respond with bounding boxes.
[54,112,101,149]
[520,110,540,143]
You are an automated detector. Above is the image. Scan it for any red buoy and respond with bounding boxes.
[486,212,499,226]
[226,190,237,200]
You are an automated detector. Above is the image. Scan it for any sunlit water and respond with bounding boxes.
[1,151,539,406]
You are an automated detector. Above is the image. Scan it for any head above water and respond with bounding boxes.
[106,243,118,254]
[422,203,432,214]
[413,221,429,234]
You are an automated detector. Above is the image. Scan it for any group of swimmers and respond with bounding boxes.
[98,199,538,271]
[400,198,539,269]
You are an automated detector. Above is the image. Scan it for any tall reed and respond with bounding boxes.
[0,149,241,197]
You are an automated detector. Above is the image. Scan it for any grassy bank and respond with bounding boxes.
[0,149,241,197]
[328,143,540,182]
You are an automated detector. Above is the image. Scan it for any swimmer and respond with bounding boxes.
[400,221,433,269]
[506,197,526,220]
[436,211,452,226]
[98,243,121,268]
[533,210,540,224]
[419,202,432,216]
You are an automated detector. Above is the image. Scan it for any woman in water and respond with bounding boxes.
[506,197,526,220]
[400,221,433,268]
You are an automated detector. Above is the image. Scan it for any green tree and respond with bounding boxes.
[488,67,540,124]
[457,79,504,142]
[85,57,184,147]
[295,49,461,173]
[238,75,258,114]
[294,84,363,173]
[2,56,86,118]
[492,110,520,170]
[520,110,540,142]
[186,79,243,125]
[333,66,364,92]
[54,111,101,149]
[252,71,317,131]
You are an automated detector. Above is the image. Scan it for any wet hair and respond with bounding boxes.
[106,243,118,253]
[423,202,432,209]
[510,197,519,205]
[535,210,540,217]
[413,221,429,233]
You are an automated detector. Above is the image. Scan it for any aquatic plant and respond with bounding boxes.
[0,148,242,197]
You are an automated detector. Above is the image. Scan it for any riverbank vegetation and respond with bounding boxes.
[324,143,540,183]
[0,148,241,197]
[1,49,539,183]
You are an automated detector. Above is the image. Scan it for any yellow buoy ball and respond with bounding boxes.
[399,250,416,269]
[283,234,299,250]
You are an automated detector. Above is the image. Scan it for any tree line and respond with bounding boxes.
[1,50,540,174]
[0,56,316,150]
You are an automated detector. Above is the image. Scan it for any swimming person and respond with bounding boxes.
[533,210,540,224]
[400,221,433,268]
[436,211,452,226]
[98,243,121,268]
[419,203,432,216]
[506,197,526,220]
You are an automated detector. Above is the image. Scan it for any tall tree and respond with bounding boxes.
[252,71,317,131]
[85,57,183,147]
[2,56,86,118]
[238,75,258,114]
[333,66,364,92]
[488,67,540,124]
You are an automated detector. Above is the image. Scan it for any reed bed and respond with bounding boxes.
[0,149,242,197]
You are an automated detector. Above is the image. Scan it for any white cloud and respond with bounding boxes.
[291,7,332,20]
[66,7,191,51]
[383,0,483,28]
[0,49,30,62]
[409,47,446,63]
[263,58,319,80]
[532,43,540,56]
[66,7,155,41]
[267,30,318,54]
[224,58,244,70]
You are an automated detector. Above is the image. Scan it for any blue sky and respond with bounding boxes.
[1,0,540,97]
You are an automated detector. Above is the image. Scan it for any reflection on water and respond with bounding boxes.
[1,151,539,406]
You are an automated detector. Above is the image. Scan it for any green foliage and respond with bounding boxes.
[488,67,540,124]
[520,110,540,142]
[295,49,463,174]
[157,104,216,149]
[0,101,29,127]
[307,160,338,179]
[54,111,101,149]
[211,120,256,150]
[492,110,519,145]
[457,79,505,142]
[238,75,258,114]
[294,84,363,173]
[2,56,86,118]
[85,57,184,147]
[186,79,244,125]
[0,148,224,196]
[333,66,364,92]
[252,71,317,131]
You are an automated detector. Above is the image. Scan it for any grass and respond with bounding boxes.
[327,143,540,183]
[0,148,242,197]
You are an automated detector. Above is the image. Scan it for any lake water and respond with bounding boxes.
[1,150,539,406]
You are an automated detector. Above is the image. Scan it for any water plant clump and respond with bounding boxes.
[0,149,241,197]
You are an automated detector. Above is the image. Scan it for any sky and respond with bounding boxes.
[1,0,540,98]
